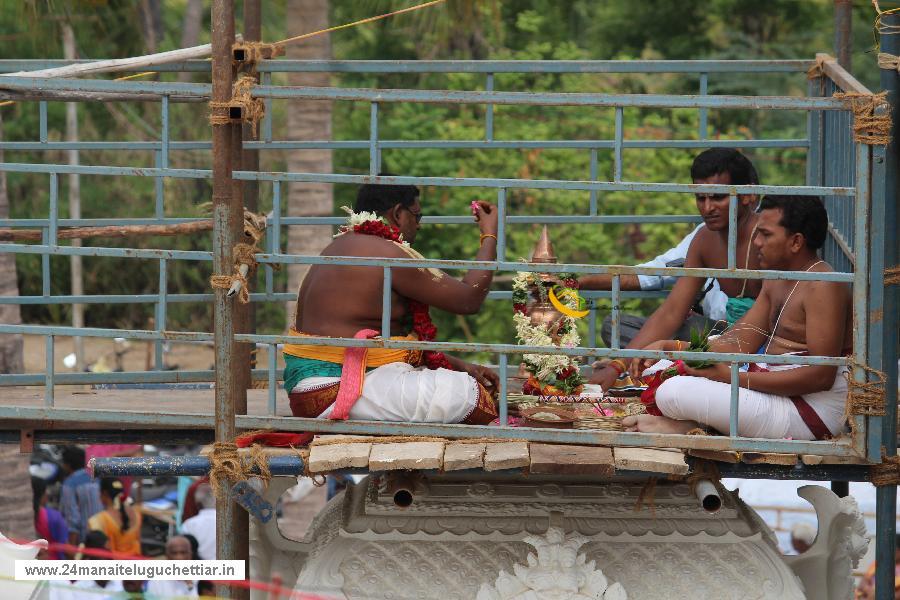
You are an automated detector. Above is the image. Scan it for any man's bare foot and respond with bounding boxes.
[622,414,700,434]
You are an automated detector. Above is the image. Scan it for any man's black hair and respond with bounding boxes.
[691,148,759,185]
[31,476,46,515]
[61,446,86,472]
[758,195,828,251]
[354,174,420,215]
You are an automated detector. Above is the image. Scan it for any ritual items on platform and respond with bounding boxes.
[512,227,585,399]
[640,326,715,415]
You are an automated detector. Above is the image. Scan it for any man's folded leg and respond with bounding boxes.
[290,362,497,425]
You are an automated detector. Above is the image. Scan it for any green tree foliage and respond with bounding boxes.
[1,1,883,355]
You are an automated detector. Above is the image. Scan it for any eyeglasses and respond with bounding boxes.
[404,206,423,223]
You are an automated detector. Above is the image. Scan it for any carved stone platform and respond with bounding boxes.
[249,475,868,600]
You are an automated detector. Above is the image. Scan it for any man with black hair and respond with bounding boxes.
[591,148,762,390]
[623,195,851,440]
[284,180,501,424]
[58,446,102,549]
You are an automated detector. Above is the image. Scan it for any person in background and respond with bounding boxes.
[856,534,900,600]
[59,446,103,549]
[179,476,209,524]
[88,478,142,557]
[182,533,200,560]
[146,535,198,599]
[790,522,816,554]
[50,530,125,600]
[196,580,215,598]
[180,483,216,560]
[32,476,69,560]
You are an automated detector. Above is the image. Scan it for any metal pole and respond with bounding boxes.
[833,0,852,73]
[875,10,899,600]
[211,2,247,599]
[241,0,262,392]
[62,24,84,372]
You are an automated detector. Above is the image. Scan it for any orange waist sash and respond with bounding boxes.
[282,328,422,367]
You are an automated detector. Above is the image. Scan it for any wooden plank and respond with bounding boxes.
[614,447,688,475]
[688,449,741,464]
[443,443,485,471]
[483,442,530,471]
[801,453,870,466]
[529,444,614,476]
[308,442,372,473]
[741,452,798,466]
[368,442,445,471]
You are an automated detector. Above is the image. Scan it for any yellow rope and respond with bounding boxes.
[275,0,446,48]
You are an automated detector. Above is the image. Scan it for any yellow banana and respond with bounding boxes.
[548,286,589,319]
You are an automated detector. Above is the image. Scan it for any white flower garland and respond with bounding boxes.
[512,272,583,383]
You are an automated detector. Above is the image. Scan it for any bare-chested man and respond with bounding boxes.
[283,181,501,425]
[623,195,850,440]
[591,148,762,390]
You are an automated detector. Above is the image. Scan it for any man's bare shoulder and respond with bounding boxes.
[324,233,407,258]
[684,224,714,265]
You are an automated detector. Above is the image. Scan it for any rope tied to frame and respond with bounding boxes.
[807,55,831,79]
[232,41,285,75]
[871,449,900,487]
[844,358,888,416]
[209,75,266,137]
[877,52,900,72]
[833,90,893,145]
[885,265,900,285]
[208,208,267,304]
[208,442,244,498]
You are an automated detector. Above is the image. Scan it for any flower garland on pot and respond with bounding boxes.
[337,206,453,371]
[512,271,585,396]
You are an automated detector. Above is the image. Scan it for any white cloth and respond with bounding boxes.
[180,508,216,560]
[146,579,198,599]
[49,579,124,600]
[294,362,481,423]
[653,363,848,440]
[636,224,728,321]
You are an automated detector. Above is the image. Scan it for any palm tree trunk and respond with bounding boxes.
[0,114,24,375]
[0,444,35,543]
[285,0,334,329]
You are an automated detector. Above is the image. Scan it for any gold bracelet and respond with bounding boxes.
[674,340,684,351]
[480,233,498,245]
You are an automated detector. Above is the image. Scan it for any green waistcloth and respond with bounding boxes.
[725,296,755,325]
[282,354,343,393]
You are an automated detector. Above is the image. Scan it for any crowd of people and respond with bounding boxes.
[28,445,215,599]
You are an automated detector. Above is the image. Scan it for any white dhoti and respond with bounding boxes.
[289,362,497,425]
[651,362,848,440]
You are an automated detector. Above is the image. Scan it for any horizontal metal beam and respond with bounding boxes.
[0,405,859,456]
[0,324,851,366]
[87,454,872,481]
[0,59,813,74]
[0,245,857,282]
[0,138,809,152]
[252,85,845,110]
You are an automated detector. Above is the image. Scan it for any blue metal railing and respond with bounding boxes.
[0,58,886,459]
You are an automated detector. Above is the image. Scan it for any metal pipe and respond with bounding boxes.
[833,0,852,73]
[875,11,900,600]
[384,472,421,508]
[210,2,242,595]
[693,479,722,513]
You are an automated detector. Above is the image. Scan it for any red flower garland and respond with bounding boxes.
[347,219,454,371]
[639,359,688,416]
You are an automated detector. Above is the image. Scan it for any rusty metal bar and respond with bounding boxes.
[833,0,852,73]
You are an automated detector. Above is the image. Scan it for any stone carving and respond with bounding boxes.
[785,485,869,600]
[476,526,627,600]
[248,476,869,600]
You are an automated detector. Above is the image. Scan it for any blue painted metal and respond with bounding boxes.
[44,335,53,407]
[0,58,891,472]
[498,354,508,426]
[728,363,739,437]
[381,268,392,338]
[39,101,47,142]
[610,275,620,349]
[230,480,274,523]
[727,194,737,269]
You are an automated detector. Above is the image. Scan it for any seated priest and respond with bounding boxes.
[623,195,850,440]
[283,180,501,425]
